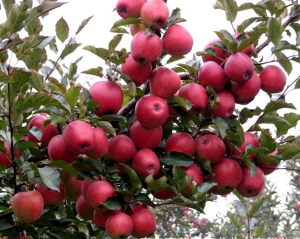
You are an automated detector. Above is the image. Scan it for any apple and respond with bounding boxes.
[131,208,156,238]
[209,158,243,195]
[129,23,147,36]
[65,176,83,201]
[153,188,177,200]
[165,132,195,157]
[255,149,279,175]
[232,32,255,57]
[94,209,123,229]
[81,178,98,202]
[131,148,160,178]
[40,122,60,148]
[107,134,136,163]
[0,139,12,168]
[62,120,95,154]
[36,182,66,208]
[208,89,235,118]
[180,163,203,197]
[86,180,116,212]
[140,0,169,29]
[85,127,108,159]
[162,24,193,56]
[76,195,94,220]
[231,71,261,105]
[149,66,181,99]
[236,166,266,197]
[116,0,146,19]
[121,54,152,86]
[260,65,287,93]
[16,236,29,239]
[129,120,163,149]
[135,94,169,129]
[202,39,228,65]
[224,52,254,83]
[178,83,208,114]
[11,190,44,223]
[230,132,259,160]
[196,134,226,164]
[130,30,163,64]
[89,80,124,117]
[48,135,78,164]
[105,212,134,239]
[127,204,148,215]
[197,61,228,92]
[27,114,48,143]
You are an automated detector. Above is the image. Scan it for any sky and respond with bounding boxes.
[1,0,299,221]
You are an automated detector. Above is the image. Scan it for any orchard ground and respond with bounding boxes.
[35,0,300,221]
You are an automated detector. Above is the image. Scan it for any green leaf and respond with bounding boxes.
[120,163,142,191]
[160,152,193,167]
[264,100,295,114]
[238,3,267,17]
[108,34,123,53]
[212,117,229,139]
[65,86,82,111]
[7,3,29,34]
[237,17,259,32]
[81,67,103,78]
[214,30,238,52]
[102,197,122,210]
[25,16,42,35]
[29,126,42,140]
[76,15,93,35]
[172,166,188,192]
[227,212,243,232]
[247,192,276,218]
[274,51,292,75]
[56,17,69,43]
[166,55,185,64]
[258,113,292,137]
[253,223,265,237]
[38,166,61,191]
[49,160,78,179]
[15,35,47,59]
[111,17,141,29]
[271,40,298,53]
[60,43,81,60]
[168,95,192,111]
[83,45,110,61]
[0,71,14,83]
[266,17,284,46]
[23,48,47,70]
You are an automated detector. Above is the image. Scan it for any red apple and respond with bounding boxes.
[89,80,124,117]
[130,208,156,238]
[81,178,97,202]
[85,127,108,159]
[180,163,203,197]
[230,132,259,160]
[116,0,146,19]
[163,24,193,56]
[76,195,94,220]
[131,148,160,178]
[129,23,147,36]
[0,139,12,168]
[255,149,279,175]
[107,134,136,163]
[208,89,235,118]
[94,209,122,229]
[232,32,255,57]
[153,189,176,200]
[260,65,287,93]
[202,39,228,65]
[36,182,66,208]
[129,120,163,149]
[11,190,44,223]
[135,94,169,129]
[40,123,60,148]
[165,132,195,157]
[131,30,163,64]
[105,212,134,239]
[27,114,48,143]
[65,176,83,201]
[196,134,226,164]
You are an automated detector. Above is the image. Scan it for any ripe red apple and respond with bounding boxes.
[208,89,235,118]
[130,208,156,238]
[153,188,177,200]
[197,61,228,92]
[196,134,226,164]
[230,132,259,160]
[135,94,169,129]
[11,190,44,223]
[65,176,83,201]
[202,39,228,65]
[121,54,152,86]
[94,209,123,229]
[62,120,95,154]
[129,23,147,36]
[260,65,287,93]
[163,24,193,56]
[41,123,60,148]
[36,182,66,208]
[0,139,12,168]
[116,0,146,19]
[224,52,254,83]
[85,127,108,159]
[140,0,169,29]
[180,163,203,197]
[236,166,266,197]
[81,178,97,202]
[231,71,261,104]
[131,148,160,178]
[232,32,255,57]
[48,135,78,164]
[149,66,181,99]
[129,120,163,149]
[107,134,136,163]
[210,158,243,195]
[178,83,208,114]
[27,114,48,143]
[165,132,195,157]
[131,30,163,64]
[86,180,116,212]
[76,195,94,220]
[89,80,124,117]
[105,212,134,239]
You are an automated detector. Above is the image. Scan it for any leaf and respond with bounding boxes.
[166,55,185,64]
[212,117,229,139]
[76,15,93,35]
[7,3,29,34]
[264,100,295,114]
[65,86,82,111]
[60,43,81,60]
[83,45,110,61]
[81,67,103,78]
[0,71,14,83]
[246,192,276,218]
[160,152,194,167]
[168,95,192,111]
[120,164,141,192]
[172,166,188,192]
[274,51,292,75]
[266,17,284,46]
[101,197,122,210]
[108,34,123,53]
[23,48,47,70]
[56,17,69,43]
[214,30,238,52]
[49,160,78,179]
[253,223,265,237]
[29,126,42,140]
[25,16,42,35]
[238,3,267,17]
[111,17,141,29]
[237,17,259,32]
[38,166,60,191]
[228,212,243,232]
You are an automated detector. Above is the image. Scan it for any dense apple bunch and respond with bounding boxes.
[3,0,294,238]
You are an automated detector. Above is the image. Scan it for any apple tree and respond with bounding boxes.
[0,0,299,238]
